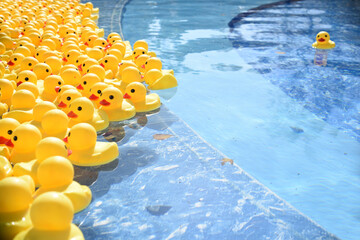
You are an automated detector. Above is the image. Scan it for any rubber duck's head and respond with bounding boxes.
[44,56,62,75]
[42,109,69,136]
[135,54,150,70]
[63,49,81,65]
[123,82,146,103]
[58,89,82,110]
[87,64,106,81]
[0,156,12,180]
[89,82,108,102]
[132,47,147,61]
[36,137,69,163]
[33,101,57,122]
[0,176,34,213]
[16,69,37,86]
[65,123,96,150]
[67,97,94,122]
[134,40,148,51]
[30,192,74,231]
[20,56,39,71]
[37,156,74,188]
[106,49,123,62]
[316,31,331,44]
[7,53,25,69]
[99,54,119,71]
[33,62,52,80]
[34,47,50,62]
[0,79,15,100]
[11,89,36,109]
[122,66,142,84]
[84,35,97,48]
[99,86,123,108]
[86,47,104,60]
[44,75,64,94]
[60,68,81,86]
[0,118,20,145]
[80,58,98,73]
[144,57,162,72]
[6,124,42,152]
[75,55,89,71]
[16,82,40,99]
[118,61,137,74]
[93,38,107,48]
[144,69,163,85]
[77,73,100,94]
[107,32,121,43]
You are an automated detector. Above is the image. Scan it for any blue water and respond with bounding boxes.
[119,0,360,239]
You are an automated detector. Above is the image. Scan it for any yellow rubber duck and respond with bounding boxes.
[64,123,119,166]
[20,56,39,71]
[7,53,25,71]
[110,42,126,56]
[145,69,178,90]
[0,79,15,106]
[14,46,31,58]
[0,176,34,240]
[123,82,161,112]
[85,47,104,60]
[5,124,42,164]
[134,40,148,51]
[33,63,52,80]
[106,49,123,62]
[0,118,20,149]
[119,66,143,92]
[132,47,147,61]
[60,68,82,86]
[79,58,98,74]
[41,75,64,102]
[312,31,335,49]
[16,82,40,102]
[34,156,92,213]
[14,192,85,240]
[13,137,69,186]
[63,49,81,65]
[87,64,106,81]
[67,97,109,131]
[56,89,82,113]
[99,86,136,121]
[41,109,69,139]
[29,101,57,133]
[88,82,109,108]
[115,61,137,80]
[3,89,36,123]
[0,156,12,179]
[76,73,101,97]
[135,54,150,71]
[44,56,62,75]
[144,57,174,75]
[0,91,8,118]
[15,70,37,87]
[99,54,119,78]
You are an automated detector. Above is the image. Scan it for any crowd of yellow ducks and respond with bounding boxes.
[0,0,178,239]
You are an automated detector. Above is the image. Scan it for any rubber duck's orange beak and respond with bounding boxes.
[5,139,14,147]
[141,64,145,69]
[62,57,67,62]
[7,60,14,66]
[76,84,84,90]
[58,101,67,108]
[67,148,72,156]
[89,94,99,100]
[67,111,78,118]
[55,86,60,92]
[100,63,105,68]
[99,99,110,106]
[63,137,68,143]
[0,136,9,144]
[16,81,23,86]
[318,38,325,42]
[84,42,89,46]
[78,64,83,71]
[123,93,131,99]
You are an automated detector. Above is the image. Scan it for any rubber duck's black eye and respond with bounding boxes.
[66,32,68,34]
[133,52,136,55]
[14,58,17,61]
[105,60,108,63]
[97,90,101,94]
[59,88,62,92]
[25,77,29,81]
[83,81,87,85]
[87,69,89,73]
[76,60,79,63]
[109,95,114,100]
[7,130,12,135]
[325,35,327,37]
[66,96,71,101]
[68,132,71,137]
[38,36,40,38]
[46,69,49,72]
[89,39,91,41]
[64,145,67,149]
[131,89,135,93]
[142,51,145,54]
[317,35,319,38]
[145,62,147,65]
[13,136,17,141]
[36,53,39,56]
[102,42,105,45]
[77,106,82,111]
[58,81,62,85]
[28,63,32,66]
[82,63,85,67]
[67,54,70,57]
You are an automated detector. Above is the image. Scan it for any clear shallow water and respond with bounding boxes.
[119,0,360,239]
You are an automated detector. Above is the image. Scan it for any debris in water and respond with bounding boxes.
[146,205,172,216]
[221,158,233,166]
[290,126,304,133]
[153,134,173,140]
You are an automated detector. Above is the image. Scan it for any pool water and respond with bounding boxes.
[119,0,360,239]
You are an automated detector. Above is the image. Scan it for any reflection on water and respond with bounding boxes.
[314,49,329,66]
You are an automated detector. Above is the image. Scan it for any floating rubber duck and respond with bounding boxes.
[56,89,82,113]
[123,82,161,112]
[135,54,150,71]
[312,31,335,49]
[118,66,143,92]
[16,82,40,101]
[64,123,119,166]
[145,69,178,90]
[44,56,62,75]
[34,156,92,213]
[33,63,52,80]
[132,47,147,61]
[29,101,57,133]
[76,73,100,97]
[20,56,39,71]
[115,60,137,80]
[3,89,36,123]
[63,49,81,65]
[106,49,123,62]
[0,79,17,106]
[85,46,104,60]
[5,124,42,164]
[99,54,119,78]
[14,192,85,240]
[67,97,109,131]
[15,70,37,87]
[13,137,69,186]
[144,57,174,75]
[87,64,106,81]
[99,86,136,121]
[0,176,34,240]
[60,68,81,86]
[0,155,12,180]
[41,109,69,139]
[88,82,109,108]
[0,118,20,152]
[79,58,99,74]
[134,40,148,51]
[41,75,64,101]
[7,53,25,71]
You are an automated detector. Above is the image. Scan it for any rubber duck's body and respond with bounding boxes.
[41,75,64,102]
[41,109,69,139]
[123,82,161,112]
[0,79,15,106]
[0,156,12,180]
[14,192,85,240]
[67,97,109,131]
[0,176,34,240]
[34,156,92,213]
[29,101,57,134]
[118,66,142,92]
[145,69,178,90]
[65,123,119,166]
[3,89,36,123]
[312,31,335,49]
[99,87,135,121]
